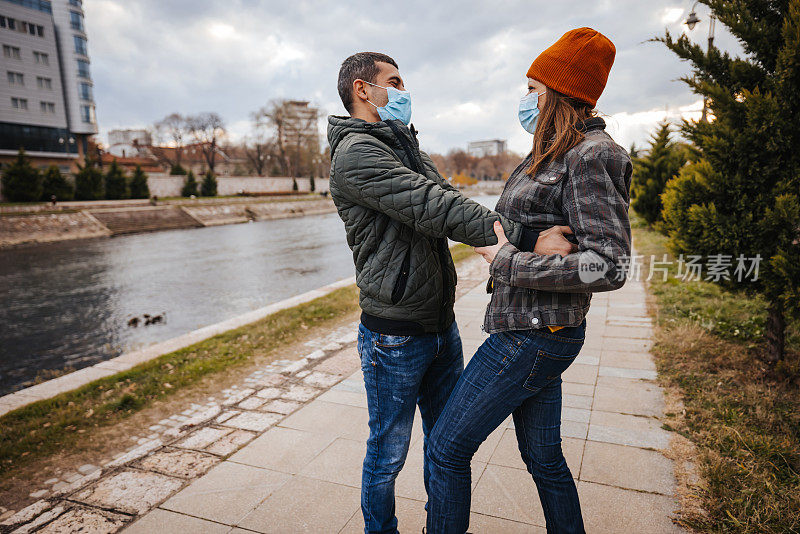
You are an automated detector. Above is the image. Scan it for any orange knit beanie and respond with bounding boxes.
[526,27,616,107]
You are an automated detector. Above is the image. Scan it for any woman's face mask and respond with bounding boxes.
[364,80,412,125]
[518,89,546,134]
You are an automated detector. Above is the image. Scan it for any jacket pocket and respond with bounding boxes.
[523,348,581,392]
[391,247,412,304]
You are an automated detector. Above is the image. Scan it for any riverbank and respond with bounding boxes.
[0,195,336,248]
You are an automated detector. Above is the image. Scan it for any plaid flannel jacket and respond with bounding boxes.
[484,117,632,333]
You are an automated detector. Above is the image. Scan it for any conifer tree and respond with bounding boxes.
[1,149,42,202]
[129,165,150,199]
[181,170,199,197]
[200,170,217,197]
[658,0,800,365]
[104,159,128,200]
[630,122,687,226]
[73,157,104,200]
[40,165,73,201]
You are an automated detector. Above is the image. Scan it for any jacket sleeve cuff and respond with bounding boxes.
[489,242,518,285]
[518,227,540,252]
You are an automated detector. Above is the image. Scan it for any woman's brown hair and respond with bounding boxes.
[526,87,594,177]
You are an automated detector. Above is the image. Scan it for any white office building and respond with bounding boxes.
[467,139,506,158]
[0,0,97,168]
[107,128,151,158]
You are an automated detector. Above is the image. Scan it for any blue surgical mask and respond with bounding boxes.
[518,90,545,134]
[364,81,412,125]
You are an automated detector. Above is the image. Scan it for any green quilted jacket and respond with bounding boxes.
[327,115,527,334]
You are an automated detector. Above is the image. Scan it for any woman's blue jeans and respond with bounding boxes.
[426,321,587,534]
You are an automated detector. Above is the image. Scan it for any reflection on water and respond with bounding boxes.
[0,195,499,395]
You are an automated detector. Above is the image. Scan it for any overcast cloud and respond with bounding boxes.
[84,0,743,155]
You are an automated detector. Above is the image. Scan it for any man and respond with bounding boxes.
[327,51,575,533]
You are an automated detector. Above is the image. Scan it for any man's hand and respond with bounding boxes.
[474,221,509,264]
[535,225,578,256]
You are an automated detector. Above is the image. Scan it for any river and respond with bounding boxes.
[0,195,499,396]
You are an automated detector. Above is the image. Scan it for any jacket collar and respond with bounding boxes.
[327,115,417,155]
[577,116,606,133]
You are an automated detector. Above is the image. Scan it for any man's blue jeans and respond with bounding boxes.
[426,321,587,534]
[358,321,464,534]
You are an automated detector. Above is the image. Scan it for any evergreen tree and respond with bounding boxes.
[629,143,639,159]
[73,157,104,200]
[658,0,800,366]
[292,178,298,192]
[170,164,187,175]
[40,165,73,201]
[104,159,128,200]
[200,170,217,197]
[1,149,43,202]
[309,175,316,192]
[630,122,687,226]
[181,170,199,197]
[129,165,150,199]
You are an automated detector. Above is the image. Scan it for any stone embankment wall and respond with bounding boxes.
[0,211,112,247]
[0,198,335,248]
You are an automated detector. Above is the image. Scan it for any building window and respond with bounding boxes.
[3,45,21,59]
[69,0,82,6]
[73,35,87,55]
[79,82,93,101]
[33,51,49,65]
[77,59,90,78]
[36,76,51,89]
[40,101,55,113]
[7,71,24,85]
[81,104,95,123]
[69,11,83,31]
[0,16,44,36]
[11,97,28,110]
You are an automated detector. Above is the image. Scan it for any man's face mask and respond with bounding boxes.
[364,80,412,125]
[519,89,545,134]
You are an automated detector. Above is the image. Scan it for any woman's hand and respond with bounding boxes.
[535,225,578,256]
[474,221,509,263]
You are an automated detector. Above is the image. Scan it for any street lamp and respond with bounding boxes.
[685,1,716,122]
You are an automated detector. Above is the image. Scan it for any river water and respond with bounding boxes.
[0,195,499,396]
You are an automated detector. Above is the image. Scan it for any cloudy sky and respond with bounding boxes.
[85,0,742,155]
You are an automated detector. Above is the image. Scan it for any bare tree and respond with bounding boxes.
[149,113,188,170]
[252,99,320,178]
[186,112,226,173]
[243,110,275,176]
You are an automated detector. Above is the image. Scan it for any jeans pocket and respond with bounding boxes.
[486,331,525,376]
[375,334,412,348]
[523,349,580,392]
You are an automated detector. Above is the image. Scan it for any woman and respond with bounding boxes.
[425,28,632,533]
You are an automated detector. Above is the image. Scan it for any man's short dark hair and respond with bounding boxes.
[337,52,398,114]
